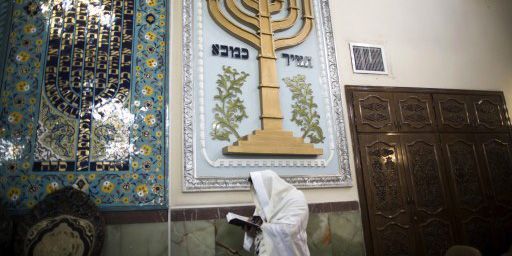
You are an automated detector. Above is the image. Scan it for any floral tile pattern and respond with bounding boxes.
[0,0,168,211]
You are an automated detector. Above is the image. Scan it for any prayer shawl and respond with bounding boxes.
[244,170,310,256]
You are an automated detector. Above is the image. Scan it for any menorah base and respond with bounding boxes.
[223,130,323,156]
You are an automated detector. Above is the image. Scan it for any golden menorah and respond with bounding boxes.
[206,0,323,156]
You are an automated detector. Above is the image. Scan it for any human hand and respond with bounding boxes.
[251,216,263,226]
[242,223,261,237]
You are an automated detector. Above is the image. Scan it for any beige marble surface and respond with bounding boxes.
[329,211,365,256]
[171,221,216,255]
[99,210,364,255]
[102,223,168,256]
[307,213,333,255]
[170,210,365,256]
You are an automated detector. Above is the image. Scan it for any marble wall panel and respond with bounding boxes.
[307,213,333,255]
[171,210,365,256]
[171,220,216,255]
[103,223,169,256]
[329,211,365,256]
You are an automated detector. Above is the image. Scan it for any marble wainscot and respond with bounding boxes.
[171,201,365,255]
[102,222,169,256]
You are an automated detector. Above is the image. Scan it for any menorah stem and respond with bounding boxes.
[257,0,283,130]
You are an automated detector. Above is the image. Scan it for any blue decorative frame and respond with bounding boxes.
[0,0,169,212]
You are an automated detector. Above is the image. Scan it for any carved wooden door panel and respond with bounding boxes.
[434,94,473,131]
[470,95,508,132]
[441,134,494,254]
[477,133,512,252]
[401,134,455,256]
[353,92,398,132]
[359,134,415,256]
[394,93,436,132]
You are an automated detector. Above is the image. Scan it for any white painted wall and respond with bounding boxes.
[331,0,512,105]
[169,0,512,207]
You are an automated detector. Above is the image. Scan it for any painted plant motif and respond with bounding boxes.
[211,65,249,142]
[284,75,324,144]
[36,100,76,161]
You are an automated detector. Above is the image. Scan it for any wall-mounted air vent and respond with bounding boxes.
[349,43,388,75]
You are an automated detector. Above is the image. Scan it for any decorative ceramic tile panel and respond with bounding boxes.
[0,0,168,211]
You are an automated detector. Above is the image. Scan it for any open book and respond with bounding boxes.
[226,212,260,228]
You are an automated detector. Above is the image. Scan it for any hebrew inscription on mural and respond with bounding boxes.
[35,0,134,172]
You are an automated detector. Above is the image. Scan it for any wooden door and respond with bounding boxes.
[353,91,398,132]
[440,134,494,254]
[359,134,415,256]
[401,134,455,255]
[470,95,508,132]
[434,95,473,131]
[477,134,512,253]
[395,93,436,132]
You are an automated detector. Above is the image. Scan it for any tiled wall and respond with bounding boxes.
[171,202,365,256]
[0,0,168,211]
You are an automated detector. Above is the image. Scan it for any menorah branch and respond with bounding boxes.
[275,0,314,50]
[269,0,284,13]
[241,0,259,13]
[272,0,298,32]
[225,0,259,29]
[274,17,313,50]
[206,0,260,48]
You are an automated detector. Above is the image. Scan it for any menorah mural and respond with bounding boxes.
[35,0,134,172]
[206,0,323,156]
[0,0,167,209]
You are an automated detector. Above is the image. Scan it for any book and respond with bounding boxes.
[226,212,260,228]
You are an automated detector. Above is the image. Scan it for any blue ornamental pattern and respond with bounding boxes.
[0,0,168,211]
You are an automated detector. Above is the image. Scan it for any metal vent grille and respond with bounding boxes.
[350,43,387,74]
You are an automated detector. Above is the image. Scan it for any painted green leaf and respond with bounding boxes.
[210,65,249,142]
[284,74,325,144]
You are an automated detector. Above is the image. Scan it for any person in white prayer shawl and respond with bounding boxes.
[243,170,310,256]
